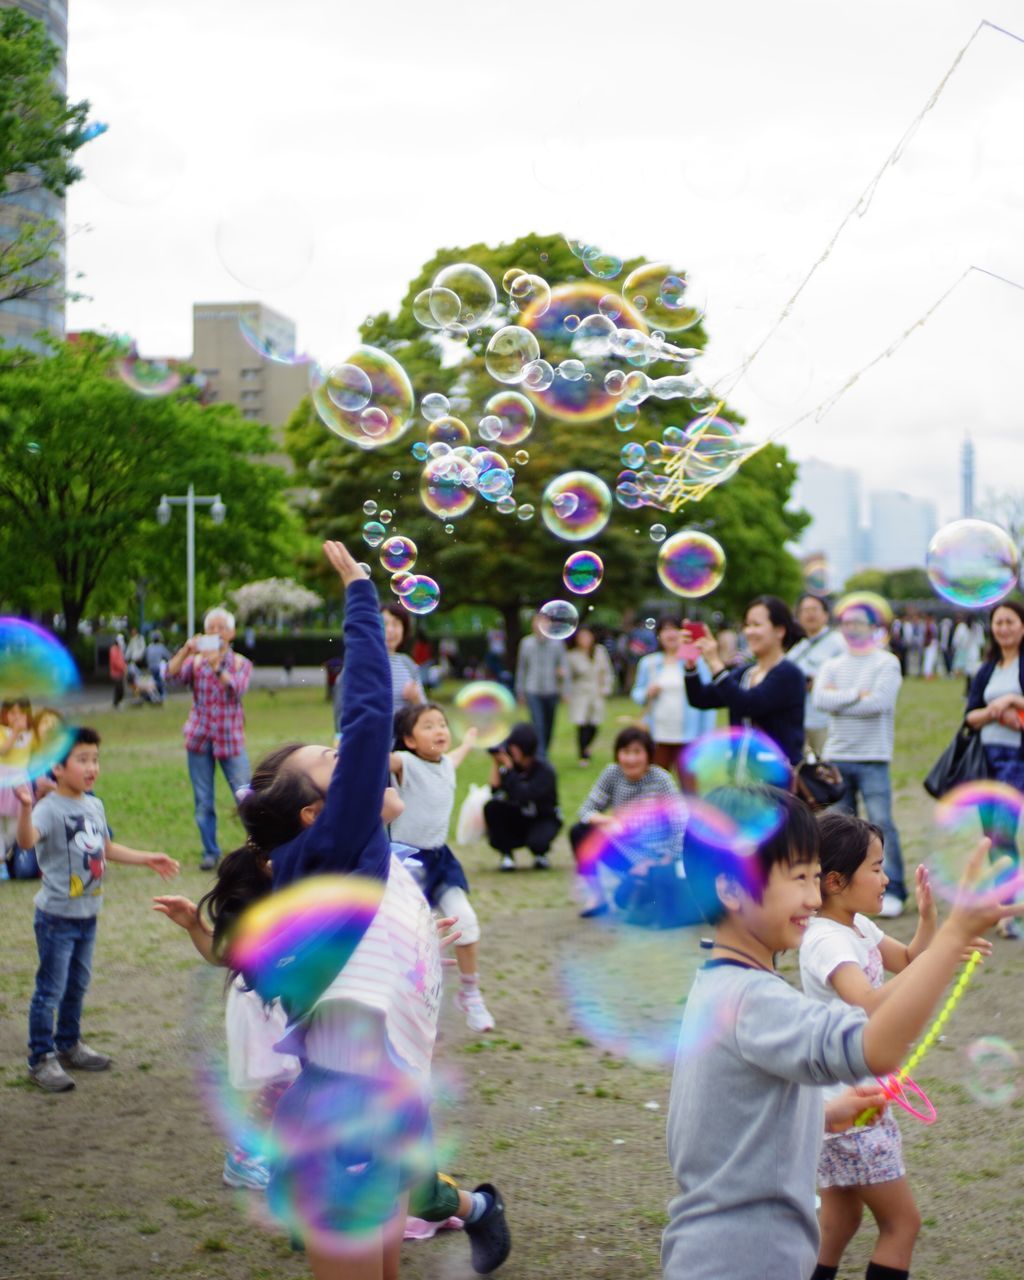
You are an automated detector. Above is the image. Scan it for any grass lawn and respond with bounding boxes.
[1,677,1022,1280]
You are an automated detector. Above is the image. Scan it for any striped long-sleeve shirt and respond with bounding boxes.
[813,648,902,761]
[578,764,687,863]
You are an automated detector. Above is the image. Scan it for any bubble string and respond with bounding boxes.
[854,948,983,1127]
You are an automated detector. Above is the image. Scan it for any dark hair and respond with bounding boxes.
[1,697,33,724]
[682,785,819,924]
[381,603,412,651]
[394,701,447,750]
[566,626,595,650]
[656,615,683,636]
[984,600,1024,664]
[796,593,830,617]
[746,595,804,651]
[816,811,884,896]
[613,725,655,762]
[197,742,321,957]
[56,725,101,764]
[505,722,538,757]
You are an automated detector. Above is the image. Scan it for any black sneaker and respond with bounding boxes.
[200,854,219,872]
[464,1182,511,1274]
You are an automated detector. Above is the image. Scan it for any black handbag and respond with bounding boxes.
[794,758,845,811]
[923,723,990,799]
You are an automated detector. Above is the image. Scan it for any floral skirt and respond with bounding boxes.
[818,1110,905,1188]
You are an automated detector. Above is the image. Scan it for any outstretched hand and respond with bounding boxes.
[323,540,368,587]
[153,895,200,931]
[948,839,1024,938]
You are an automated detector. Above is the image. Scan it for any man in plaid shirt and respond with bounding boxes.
[166,607,253,870]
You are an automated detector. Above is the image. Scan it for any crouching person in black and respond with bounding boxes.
[484,724,562,871]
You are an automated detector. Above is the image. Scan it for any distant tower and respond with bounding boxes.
[961,435,975,519]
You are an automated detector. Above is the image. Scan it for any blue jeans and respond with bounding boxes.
[831,759,907,900]
[526,693,559,758]
[186,743,251,858]
[982,745,1024,871]
[28,909,97,1066]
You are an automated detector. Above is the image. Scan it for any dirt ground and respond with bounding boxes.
[1,682,1022,1280]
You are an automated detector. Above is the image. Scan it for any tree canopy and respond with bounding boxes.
[286,232,808,647]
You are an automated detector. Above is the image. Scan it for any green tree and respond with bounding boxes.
[287,232,808,648]
[0,337,305,639]
[843,567,932,601]
[0,8,92,308]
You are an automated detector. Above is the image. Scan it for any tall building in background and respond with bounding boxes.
[866,490,937,570]
[0,0,68,351]
[794,458,863,591]
[961,434,975,519]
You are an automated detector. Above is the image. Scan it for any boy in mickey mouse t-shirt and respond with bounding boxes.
[16,727,179,1092]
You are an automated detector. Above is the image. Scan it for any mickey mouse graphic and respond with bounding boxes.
[65,812,105,898]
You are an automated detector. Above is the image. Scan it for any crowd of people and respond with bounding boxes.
[8,558,1024,1280]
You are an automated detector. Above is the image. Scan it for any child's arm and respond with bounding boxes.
[152,895,220,965]
[106,839,180,881]
[446,726,478,770]
[880,865,938,973]
[14,784,40,848]
[389,751,404,785]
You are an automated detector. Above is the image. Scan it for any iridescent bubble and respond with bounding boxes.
[615,406,639,433]
[650,524,667,543]
[420,456,476,520]
[565,238,588,258]
[477,468,514,500]
[513,449,529,466]
[311,346,414,450]
[558,359,586,382]
[604,369,626,395]
[679,729,792,843]
[620,370,651,407]
[116,353,181,398]
[426,415,471,448]
[616,481,644,510]
[502,267,528,292]
[662,426,685,446]
[552,492,579,519]
[522,359,555,391]
[483,391,536,446]
[421,392,451,422]
[657,531,726,598]
[0,618,79,788]
[834,592,892,654]
[681,416,745,486]
[426,287,461,327]
[564,314,581,333]
[622,262,706,332]
[485,326,541,385]
[509,273,551,316]
[362,520,386,548]
[964,1037,1021,1107]
[357,562,373,576]
[538,599,579,640]
[379,536,417,574]
[444,523,455,535]
[931,781,1024,908]
[391,570,414,596]
[598,294,623,321]
[582,251,623,280]
[516,503,535,521]
[926,520,1020,608]
[325,363,373,413]
[620,442,646,469]
[452,681,516,749]
[496,496,517,515]
[444,322,469,343]
[362,500,378,516]
[572,313,617,360]
[427,441,452,459]
[238,315,309,366]
[803,554,829,595]
[401,575,441,615]
[413,288,446,330]
[411,442,429,461]
[563,550,604,595]
[478,414,503,442]
[431,262,497,327]
[542,472,612,542]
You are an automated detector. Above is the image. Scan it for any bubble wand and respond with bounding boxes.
[855,948,983,1126]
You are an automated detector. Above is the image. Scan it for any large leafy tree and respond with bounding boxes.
[0,337,306,639]
[287,232,808,648]
[0,8,92,309]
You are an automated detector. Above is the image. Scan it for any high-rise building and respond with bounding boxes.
[866,490,937,570]
[961,434,975,519]
[794,458,863,591]
[0,0,68,352]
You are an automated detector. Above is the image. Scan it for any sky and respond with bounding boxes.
[64,0,1024,524]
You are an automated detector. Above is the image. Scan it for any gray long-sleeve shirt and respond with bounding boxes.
[813,648,902,761]
[514,634,567,697]
[662,961,868,1280]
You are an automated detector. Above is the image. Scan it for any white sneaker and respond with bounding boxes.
[879,893,904,919]
[499,854,515,872]
[456,989,496,1033]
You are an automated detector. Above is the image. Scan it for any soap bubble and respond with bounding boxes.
[379,536,417,574]
[413,289,449,330]
[497,496,517,515]
[657,531,726,598]
[621,442,646,469]
[582,250,623,280]
[0,618,79,788]
[516,503,535,521]
[679,729,793,844]
[452,681,516,748]
[411,442,429,461]
[483,391,535,446]
[400,576,441,615]
[362,500,378,516]
[615,406,639,432]
[502,267,528,292]
[622,262,705,332]
[426,416,471,448]
[431,262,497,327]
[557,359,586,382]
[930,780,1024,907]
[362,521,386,548]
[116,352,181,398]
[834,592,892,653]
[563,551,605,596]
[391,571,414,596]
[421,392,451,422]
[426,287,461,327]
[508,273,551,315]
[542,472,612,542]
[477,414,503,443]
[485,326,541,385]
[214,199,314,292]
[537,599,579,640]
[325,363,373,413]
[311,346,414,450]
[477,468,514,500]
[551,492,579,520]
[650,524,667,543]
[681,417,744,486]
[379,509,392,524]
[419,456,476,520]
[926,520,1020,609]
[239,316,309,366]
[572,313,617,360]
[522,359,555,391]
[964,1037,1021,1107]
[513,449,529,466]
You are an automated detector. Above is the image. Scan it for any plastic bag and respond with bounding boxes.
[455,783,490,846]
[224,977,301,1091]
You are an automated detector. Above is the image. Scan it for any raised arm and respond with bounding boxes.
[447,726,478,770]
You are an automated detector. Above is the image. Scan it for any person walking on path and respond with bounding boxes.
[515,613,568,758]
[565,627,615,767]
[167,607,253,871]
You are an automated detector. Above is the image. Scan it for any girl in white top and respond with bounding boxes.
[800,810,989,1280]
[390,703,496,1034]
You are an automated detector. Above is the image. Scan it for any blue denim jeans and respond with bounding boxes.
[186,743,251,858]
[982,745,1024,872]
[28,909,97,1066]
[830,759,907,900]
[526,693,559,758]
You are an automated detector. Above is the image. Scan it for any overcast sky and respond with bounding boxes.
[65,0,1024,523]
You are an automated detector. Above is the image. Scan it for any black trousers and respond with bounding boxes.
[484,799,561,857]
[576,724,598,759]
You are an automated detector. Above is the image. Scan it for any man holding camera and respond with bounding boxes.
[483,723,562,871]
[167,608,253,870]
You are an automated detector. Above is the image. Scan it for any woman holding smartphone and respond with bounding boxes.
[630,616,716,782]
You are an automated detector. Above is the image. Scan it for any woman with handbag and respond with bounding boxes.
[964,600,1024,939]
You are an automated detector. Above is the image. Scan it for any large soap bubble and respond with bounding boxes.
[452,681,516,749]
[485,326,541,385]
[657,531,725,598]
[0,619,79,788]
[563,550,604,595]
[482,391,535,446]
[621,262,705,333]
[431,263,497,328]
[311,346,414,450]
[542,472,612,542]
[926,519,1020,609]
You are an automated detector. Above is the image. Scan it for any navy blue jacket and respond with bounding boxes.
[685,660,807,765]
[966,652,1024,757]
[271,578,392,889]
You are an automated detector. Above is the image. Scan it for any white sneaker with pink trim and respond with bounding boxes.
[456,989,496,1033]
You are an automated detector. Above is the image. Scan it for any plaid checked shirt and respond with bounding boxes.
[177,651,253,758]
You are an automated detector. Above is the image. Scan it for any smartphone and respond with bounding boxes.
[196,635,223,653]
[679,621,707,664]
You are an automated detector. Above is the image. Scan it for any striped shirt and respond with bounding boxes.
[578,764,687,862]
[813,648,902,761]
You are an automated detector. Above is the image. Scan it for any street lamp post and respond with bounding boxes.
[156,484,226,636]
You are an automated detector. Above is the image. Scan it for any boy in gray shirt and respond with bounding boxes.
[663,785,1022,1280]
[16,727,179,1092]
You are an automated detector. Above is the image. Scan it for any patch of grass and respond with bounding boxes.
[199,1236,230,1252]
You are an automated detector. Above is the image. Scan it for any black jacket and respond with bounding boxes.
[685,660,807,765]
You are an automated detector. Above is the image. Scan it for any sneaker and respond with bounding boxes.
[200,854,219,872]
[464,1182,512,1274]
[222,1151,271,1191]
[879,893,904,919]
[499,854,515,872]
[579,902,609,919]
[57,1041,111,1071]
[29,1054,75,1092]
[997,916,1022,940]
[533,854,551,870]
[456,989,496,1033]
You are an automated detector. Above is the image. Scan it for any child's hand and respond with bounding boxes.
[152,895,199,930]
[463,726,479,749]
[323,539,367,587]
[147,853,181,881]
[825,1084,888,1133]
[436,915,462,964]
[914,864,937,922]
[13,783,33,808]
[948,839,1024,939]
[961,936,993,962]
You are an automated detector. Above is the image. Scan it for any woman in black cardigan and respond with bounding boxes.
[683,596,806,765]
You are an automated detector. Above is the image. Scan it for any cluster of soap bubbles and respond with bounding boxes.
[0,619,78,788]
[926,519,1021,609]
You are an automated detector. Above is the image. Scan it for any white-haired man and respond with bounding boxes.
[167,607,253,870]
